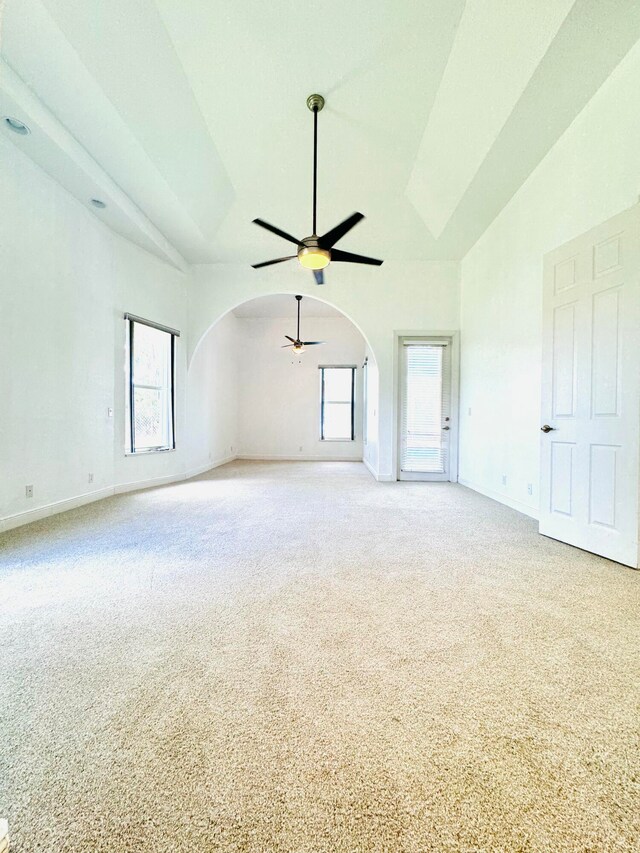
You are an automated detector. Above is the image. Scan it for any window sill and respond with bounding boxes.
[125,447,176,456]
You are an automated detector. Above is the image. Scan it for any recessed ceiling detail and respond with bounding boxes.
[407,0,575,239]
[1,0,639,267]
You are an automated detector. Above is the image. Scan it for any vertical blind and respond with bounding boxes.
[400,342,450,474]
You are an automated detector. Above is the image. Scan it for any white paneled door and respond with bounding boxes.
[540,206,640,568]
[399,339,453,481]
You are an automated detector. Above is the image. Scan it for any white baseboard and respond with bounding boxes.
[0,486,115,533]
[108,454,238,496]
[237,454,362,462]
[362,456,378,479]
[0,456,238,534]
[113,472,185,495]
[457,477,539,520]
[362,457,397,482]
[185,455,237,480]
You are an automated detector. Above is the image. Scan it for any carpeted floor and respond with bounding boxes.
[1,461,639,852]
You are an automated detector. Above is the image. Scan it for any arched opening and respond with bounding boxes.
[186,293,379,473]
[188,291,379,371]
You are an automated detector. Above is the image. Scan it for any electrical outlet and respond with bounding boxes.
[88,473,94,484]
[25,485,33,498]
[299,445,303,452]
[468,407,472,416]
[501,474,507,486]
[107,407,113,418]
[527,483,533,495]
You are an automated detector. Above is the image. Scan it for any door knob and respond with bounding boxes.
[442,425,450,431]
[541,424,555,433]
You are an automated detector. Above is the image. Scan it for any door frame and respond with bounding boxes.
[393,330,460,482]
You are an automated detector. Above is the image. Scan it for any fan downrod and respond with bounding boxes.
[306,94,325,112]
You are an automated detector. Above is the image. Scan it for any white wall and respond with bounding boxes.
[0,134,188,529]
[188,262,460,480]
[186,311,239,473]
[236,315,365,460]
[459,39,640,517]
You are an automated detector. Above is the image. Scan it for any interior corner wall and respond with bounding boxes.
[236,315,365,461]
[186,311,239,473]
[0,134,188,531]
[458,39,640,518]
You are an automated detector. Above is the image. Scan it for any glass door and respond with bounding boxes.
[399,340,451,481]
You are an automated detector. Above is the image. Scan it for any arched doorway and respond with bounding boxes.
[186,293,379,475]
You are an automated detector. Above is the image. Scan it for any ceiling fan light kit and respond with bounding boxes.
[251,94,383,284]
[298,243,331,270]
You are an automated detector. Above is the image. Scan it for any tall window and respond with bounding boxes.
[125,315,178,453]
[320,366,356,441]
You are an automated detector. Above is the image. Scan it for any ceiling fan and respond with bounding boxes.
[252,94,383,285]
[283,295,324,354]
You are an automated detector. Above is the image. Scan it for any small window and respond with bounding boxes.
[125,316,178,453]
[320,366,355,441]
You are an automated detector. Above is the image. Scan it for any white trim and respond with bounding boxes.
[362,457,395,482]
[0,487,114,533]
[394,331,460,483]
[113,471,186,495]
[184,455,236,480]
[363,456,378,479]
[0,456,238,533]
[115,454,238,494]
[237,454,362,462]
[458,477,540,520]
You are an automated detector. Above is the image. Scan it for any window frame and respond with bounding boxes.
[319,365,356,442]
[125,314,179,455]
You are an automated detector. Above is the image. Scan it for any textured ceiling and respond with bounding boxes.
[2,0,640,268]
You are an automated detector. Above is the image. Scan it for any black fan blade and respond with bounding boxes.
[253,219,302,247]
[318,212,364,248]
[302,342,325,346]
[331,248,383,266]
[281,344,295,348]
[284,335,296,343]
[313,269,324,285]
[252,256,296,269]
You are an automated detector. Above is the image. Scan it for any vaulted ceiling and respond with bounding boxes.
[2,0,640,270]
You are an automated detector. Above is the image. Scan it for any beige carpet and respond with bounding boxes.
[1,461,639,852]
